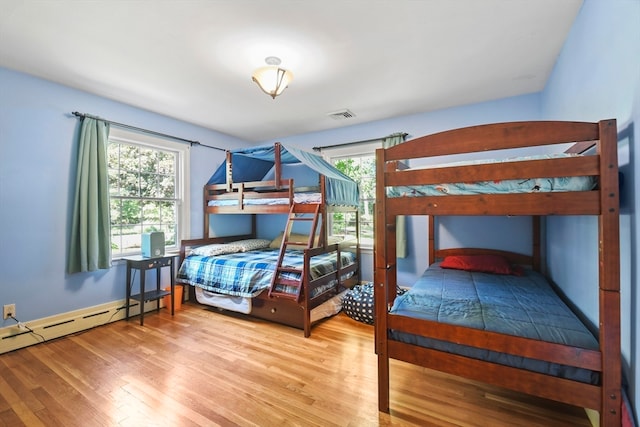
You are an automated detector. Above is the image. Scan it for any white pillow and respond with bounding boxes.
[188,239,271,257]
[188,243,237,257]
[230,239,271,252]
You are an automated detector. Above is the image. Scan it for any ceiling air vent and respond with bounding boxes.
[327,109,356,120]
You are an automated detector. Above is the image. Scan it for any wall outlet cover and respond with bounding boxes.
[3,304,15,320]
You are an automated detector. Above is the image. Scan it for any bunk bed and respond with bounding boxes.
[374,120,621,426]
[178,142,360,337]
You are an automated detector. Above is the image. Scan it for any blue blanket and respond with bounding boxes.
[390,263,599,384]
[178,248,356,298]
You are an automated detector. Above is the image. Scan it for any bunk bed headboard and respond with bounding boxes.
[382,120,603,160]
[427,215,540,269]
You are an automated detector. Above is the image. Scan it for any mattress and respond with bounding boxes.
[389,263,600,384]
[177,248,356,298]
[196,287,253,314]
[387,153,596,197]
[207,192,321,207]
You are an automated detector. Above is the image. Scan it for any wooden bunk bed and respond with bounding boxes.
[179,142,360,337]
[374,120,621,426]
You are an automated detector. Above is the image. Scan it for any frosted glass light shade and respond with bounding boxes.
[252,66,294,99]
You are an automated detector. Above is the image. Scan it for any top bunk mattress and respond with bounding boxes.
[207,192,321,207]
[387,153,596,197]
[389,262,599,384]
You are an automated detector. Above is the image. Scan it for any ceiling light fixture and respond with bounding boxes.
[252,56,294,99]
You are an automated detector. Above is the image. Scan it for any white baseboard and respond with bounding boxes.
[0,298,166,354]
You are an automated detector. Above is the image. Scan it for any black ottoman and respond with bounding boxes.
[342,282,375,324]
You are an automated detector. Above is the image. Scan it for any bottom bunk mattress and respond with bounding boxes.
[389,263,600,384]
[177,247,356,298]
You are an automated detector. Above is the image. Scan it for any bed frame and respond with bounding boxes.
[373,120,621,426]
[180,142,360,337]
[179,233,358,337]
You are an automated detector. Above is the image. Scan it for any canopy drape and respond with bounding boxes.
[207,143,359,207]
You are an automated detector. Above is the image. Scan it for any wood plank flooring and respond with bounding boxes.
[0,302,592,426]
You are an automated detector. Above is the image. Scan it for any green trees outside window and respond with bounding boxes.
[332,155,375,247]
[108,142,178,256]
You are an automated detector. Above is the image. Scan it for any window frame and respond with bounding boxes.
[322,140,381,252]
[107,127,190,259]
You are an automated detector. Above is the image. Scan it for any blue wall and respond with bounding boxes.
[0,67,247,324]
[540,0,640,418]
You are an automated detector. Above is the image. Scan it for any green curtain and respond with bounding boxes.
[382,133,408,258]
[67,117,112,273]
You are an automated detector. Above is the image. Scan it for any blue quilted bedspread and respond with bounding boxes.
[177,248,356,298]
[390,263,600,384]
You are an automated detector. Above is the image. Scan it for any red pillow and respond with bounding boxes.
[440,254,520,275]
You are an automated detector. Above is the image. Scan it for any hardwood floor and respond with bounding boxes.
[0,302,592,427]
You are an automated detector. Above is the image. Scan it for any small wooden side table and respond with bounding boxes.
[124,254,176,325]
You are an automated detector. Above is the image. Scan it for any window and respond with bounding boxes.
[107,128,189,258]
[323,141,379,250]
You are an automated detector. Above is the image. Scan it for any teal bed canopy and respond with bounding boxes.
[206,143,359,207]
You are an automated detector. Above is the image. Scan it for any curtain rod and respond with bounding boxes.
[312,133,408,151]
[71,111,226,151]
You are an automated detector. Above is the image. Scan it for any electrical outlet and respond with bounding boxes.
[3,304,15,320]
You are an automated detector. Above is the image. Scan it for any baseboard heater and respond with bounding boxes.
[0,299,158,354]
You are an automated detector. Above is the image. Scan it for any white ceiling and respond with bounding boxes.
[0,0,583,143]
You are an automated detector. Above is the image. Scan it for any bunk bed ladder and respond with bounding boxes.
[268,203,321,302]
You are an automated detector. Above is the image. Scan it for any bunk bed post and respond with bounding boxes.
[303,251,311,337]
[374,147,391,412]
[532,216,541,272]
[225,150,233,193]
[320,175,327,247]
[203,185,210,237]
[251,214,257,238]
[597,119,621,427]
[381,159,399,305]
[428,216,435,264]
[287,179,294,205]
[274,142,282,189]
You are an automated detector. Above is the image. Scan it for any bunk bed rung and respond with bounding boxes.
[273,278,303,288]
[278,267,303,274]
[269,290,299,300]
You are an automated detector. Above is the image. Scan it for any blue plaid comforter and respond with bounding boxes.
[177,248,356,298]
